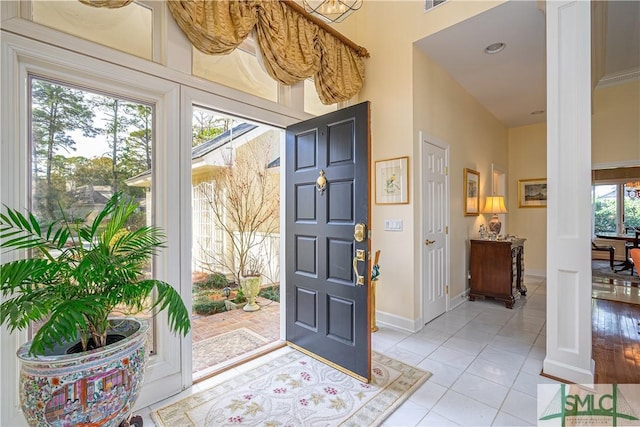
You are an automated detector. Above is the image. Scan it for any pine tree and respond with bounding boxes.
[31,79,96,219]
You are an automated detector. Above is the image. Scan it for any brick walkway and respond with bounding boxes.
[191,296,281,380]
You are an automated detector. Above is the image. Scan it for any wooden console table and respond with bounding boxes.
[469,238,527,308]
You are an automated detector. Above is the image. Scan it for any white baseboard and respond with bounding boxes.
[526,268,546,278]
[449,288,469,310]
[543,357,595,384]
[375,310,422,333]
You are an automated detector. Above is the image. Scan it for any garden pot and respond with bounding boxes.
[17,318,148,427]
[240,275,261,312]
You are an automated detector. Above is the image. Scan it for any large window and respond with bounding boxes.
[29,75,157,352]
[593,182,640,234]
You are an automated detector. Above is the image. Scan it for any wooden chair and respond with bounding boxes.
[620,230,640,275]
[592,241,615,269]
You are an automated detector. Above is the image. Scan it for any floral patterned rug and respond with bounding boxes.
[153,348,431,426]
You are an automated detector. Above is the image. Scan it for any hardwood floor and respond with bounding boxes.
[592,298,640,383]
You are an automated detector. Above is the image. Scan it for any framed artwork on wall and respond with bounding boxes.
[464,168,480,216]
[375,156,409,204]
[518,178,547,208]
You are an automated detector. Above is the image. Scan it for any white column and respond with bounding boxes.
[543,0,595,384]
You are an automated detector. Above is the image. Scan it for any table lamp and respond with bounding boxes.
[483,196,507,235]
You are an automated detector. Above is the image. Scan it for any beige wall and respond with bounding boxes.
[336,1,508,326]
[507,123,547,276]
[592,80,640,165]
[507,81,640,276]
[413,47,508,305]
[337,0,637,327]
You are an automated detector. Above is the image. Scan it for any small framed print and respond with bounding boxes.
[464,168,480,216]
[518,178,547,208]
[375,156,409,204]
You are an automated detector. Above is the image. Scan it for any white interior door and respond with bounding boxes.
[422,138,448,324]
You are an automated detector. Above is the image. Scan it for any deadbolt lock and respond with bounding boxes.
[356,249,366,261]
[354,223,366,242]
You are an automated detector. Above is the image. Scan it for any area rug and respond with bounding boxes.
[193,328,270,372]
[592,260,640,284]
[153,349,431,427]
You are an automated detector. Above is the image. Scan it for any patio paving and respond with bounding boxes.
[191,296,281,380]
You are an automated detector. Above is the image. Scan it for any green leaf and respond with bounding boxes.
[29,212,41,235]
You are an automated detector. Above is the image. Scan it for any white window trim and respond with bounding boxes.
[1,32,185,424]
[3,2,313,122]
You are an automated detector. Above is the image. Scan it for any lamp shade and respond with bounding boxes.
[483,196,508,214]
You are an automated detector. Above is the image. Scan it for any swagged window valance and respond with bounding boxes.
[79,0,368,105]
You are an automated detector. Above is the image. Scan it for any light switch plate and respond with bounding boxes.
[384,219,403,231]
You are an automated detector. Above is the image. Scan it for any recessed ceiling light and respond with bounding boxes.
[531,110,545,115]
[484,42,506,54]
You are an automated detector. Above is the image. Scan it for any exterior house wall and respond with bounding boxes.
[191,128,281,281]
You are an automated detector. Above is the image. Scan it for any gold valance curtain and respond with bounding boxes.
[79,0,366,105]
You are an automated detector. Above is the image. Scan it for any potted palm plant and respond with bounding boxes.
[0,192,190,427]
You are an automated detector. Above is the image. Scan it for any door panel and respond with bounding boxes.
[286,102,370,381]
[423,140,448,323]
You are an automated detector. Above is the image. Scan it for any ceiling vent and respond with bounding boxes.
[425,0,447,12]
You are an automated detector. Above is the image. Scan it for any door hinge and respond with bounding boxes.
[445,226,448,234]
[445,285,449,295]
[445,166,448,175]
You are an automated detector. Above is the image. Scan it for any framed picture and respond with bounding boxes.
[518,178,547,208]
[375,156,409,204]
[464,168,480,216]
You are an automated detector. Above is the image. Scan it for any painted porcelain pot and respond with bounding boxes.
[17,318,148,427]
[240,275,261,312]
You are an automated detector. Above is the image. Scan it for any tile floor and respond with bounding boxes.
[138,275,557,426]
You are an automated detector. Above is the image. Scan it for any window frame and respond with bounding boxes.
[593,180,640,235]
[1,31,185,419]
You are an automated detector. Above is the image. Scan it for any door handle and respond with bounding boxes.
[425,239,436,246]
[352,249,365,286]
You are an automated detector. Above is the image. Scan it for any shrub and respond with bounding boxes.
[193,299,226,315]
[196,272,229,290]
[233,288,247,304]
[259,285,280,302]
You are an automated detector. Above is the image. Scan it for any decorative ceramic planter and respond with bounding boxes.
[17,318,148,427]
[240,275,261,311]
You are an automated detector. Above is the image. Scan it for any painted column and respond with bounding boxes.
[543,0,595,384]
